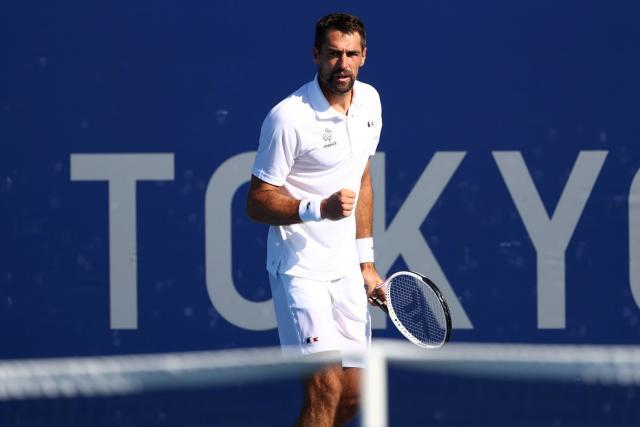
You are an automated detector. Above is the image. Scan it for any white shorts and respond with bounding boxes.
[269,267,371,368]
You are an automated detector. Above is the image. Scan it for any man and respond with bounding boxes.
[246,13,385,426]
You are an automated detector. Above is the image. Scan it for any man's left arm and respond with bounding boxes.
[355,159,386,304]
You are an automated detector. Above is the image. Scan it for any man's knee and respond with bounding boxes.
[304,365,343,406]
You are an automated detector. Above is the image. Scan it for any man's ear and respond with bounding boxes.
[312,47,320,65]
[360,47,367,66]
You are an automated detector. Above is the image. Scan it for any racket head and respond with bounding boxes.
[384,271,452,348]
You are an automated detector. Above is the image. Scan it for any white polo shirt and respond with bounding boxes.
[252,75,382,280]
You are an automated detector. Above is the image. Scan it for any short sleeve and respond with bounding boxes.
[252,110,298,186]
[369,89,383,156]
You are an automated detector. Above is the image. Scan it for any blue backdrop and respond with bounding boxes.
[4,2,640,425]
[2,2,640,420]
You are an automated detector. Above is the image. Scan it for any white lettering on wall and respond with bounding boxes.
[372,152,472,329]
[70,150,614,333]
[493,151,607,329]
[205,152,276,331]
[629,169,640,309]
[70,153,175,329]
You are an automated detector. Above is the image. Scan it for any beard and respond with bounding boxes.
[319,69,356,95]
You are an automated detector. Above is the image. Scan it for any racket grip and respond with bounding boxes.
[372,297,388,314]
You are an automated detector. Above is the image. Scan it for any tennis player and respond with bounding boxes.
[246,13,384,426]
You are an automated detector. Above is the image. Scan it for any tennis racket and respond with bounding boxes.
[372,271,452,348]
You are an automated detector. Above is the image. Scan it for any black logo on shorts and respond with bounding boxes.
[305,336,319,344]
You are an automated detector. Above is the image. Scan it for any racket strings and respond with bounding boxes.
[388,275,448,347]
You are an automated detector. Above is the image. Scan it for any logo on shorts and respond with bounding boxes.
[305,336,319,344]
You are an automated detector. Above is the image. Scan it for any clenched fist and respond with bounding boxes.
[321,189,356,220]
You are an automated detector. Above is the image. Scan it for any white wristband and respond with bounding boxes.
[356,237,375,263]
[298,198,322,222]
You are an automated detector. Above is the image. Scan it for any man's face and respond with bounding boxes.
[313,30,367,96]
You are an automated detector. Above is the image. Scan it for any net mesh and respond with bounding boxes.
[387,366,639,427]
[0,381,303,427]
[2,341,640,426]
[387,273,448,347]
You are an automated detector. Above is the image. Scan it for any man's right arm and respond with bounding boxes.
[246,175,356,225]
[245,175,303,225]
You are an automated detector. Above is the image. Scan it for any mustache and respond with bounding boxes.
[331,71,353,79]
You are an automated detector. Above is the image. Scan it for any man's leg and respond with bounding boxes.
[296,364,362,427]
[334,367,361,426]
[296,362,343,427]
[269,273,349,426]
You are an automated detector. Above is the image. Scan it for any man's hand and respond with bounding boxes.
[321,189,356,220]
[361,262,386,305]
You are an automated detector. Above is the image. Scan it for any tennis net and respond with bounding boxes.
[1,340,639,426]
[364,340,640,427]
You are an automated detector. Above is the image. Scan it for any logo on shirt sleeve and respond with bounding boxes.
[305,336,319,344]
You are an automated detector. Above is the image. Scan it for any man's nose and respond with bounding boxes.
[337,53,349,68]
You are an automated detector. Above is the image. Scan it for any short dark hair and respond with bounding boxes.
[315,13,366,51]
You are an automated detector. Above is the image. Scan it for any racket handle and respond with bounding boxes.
[372,297,388,315]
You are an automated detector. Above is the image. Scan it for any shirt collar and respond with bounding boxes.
[308,74,361,120]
